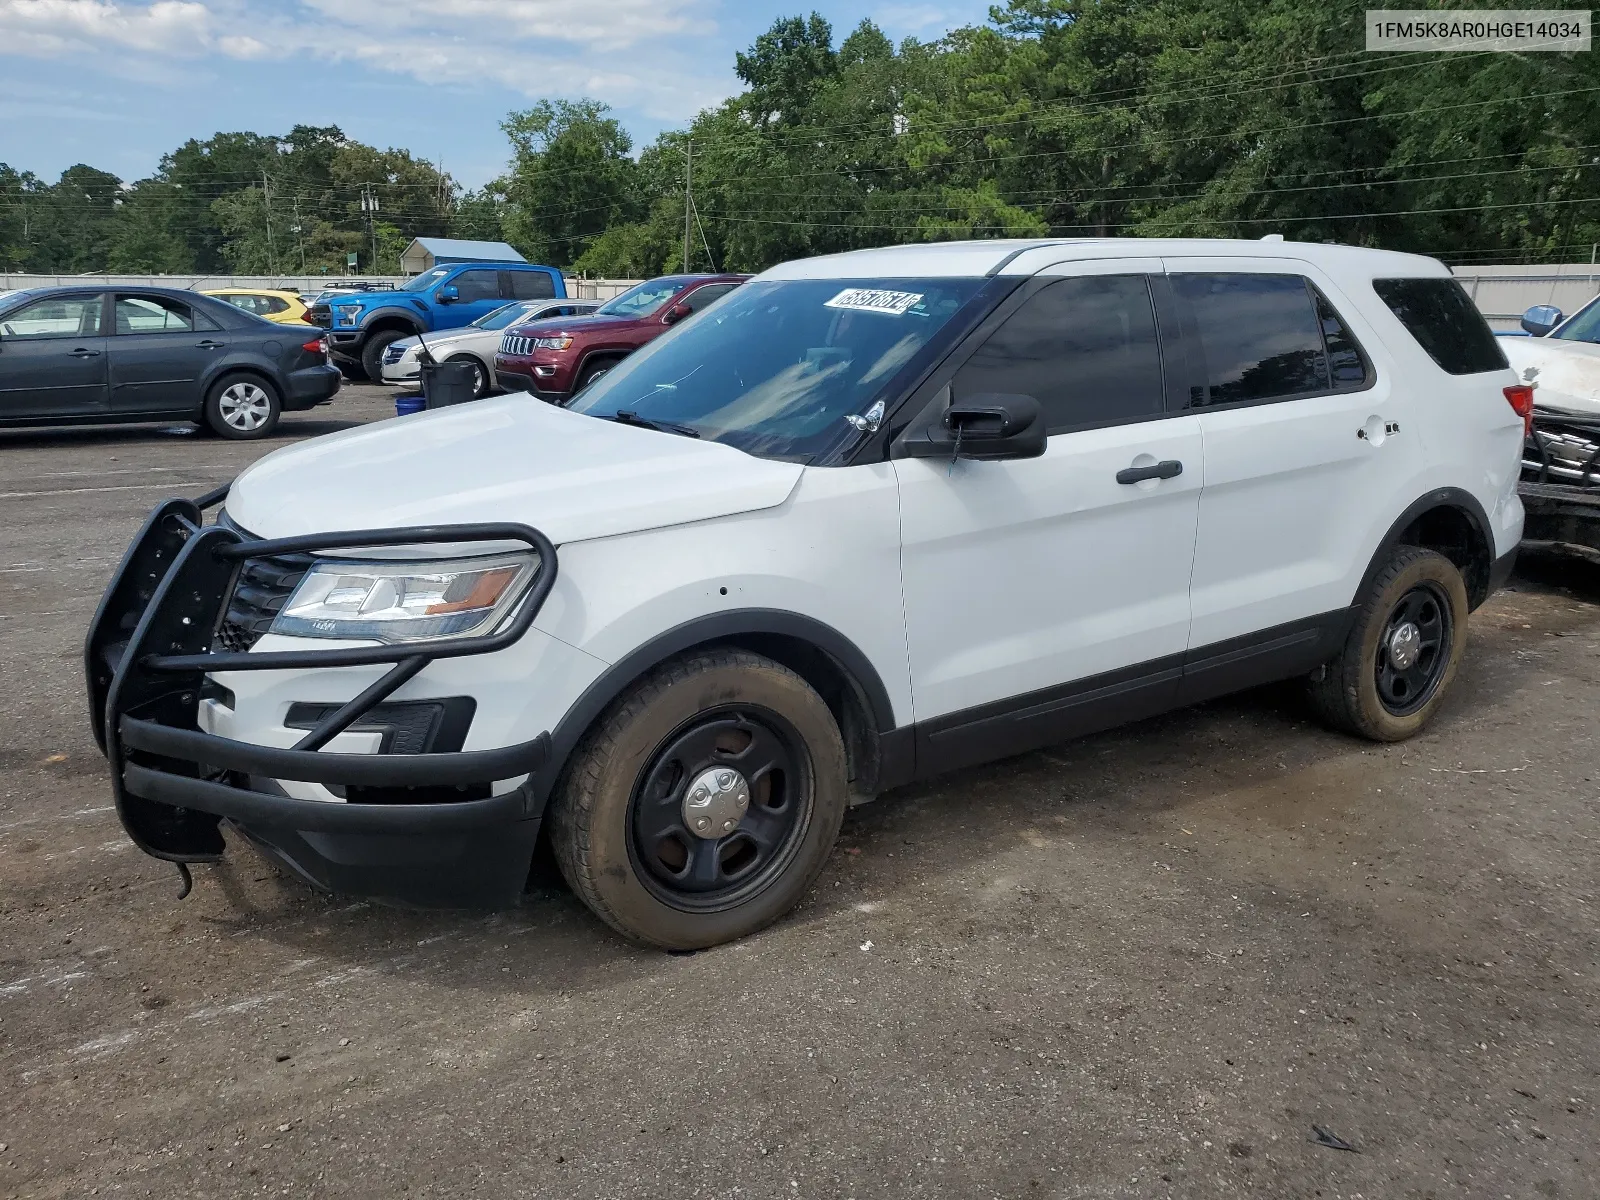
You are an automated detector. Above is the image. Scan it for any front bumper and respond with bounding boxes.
[85,495,559,908]
[1519,410,1600,559]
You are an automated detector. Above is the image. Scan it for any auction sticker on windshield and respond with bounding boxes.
[825,288,925,316]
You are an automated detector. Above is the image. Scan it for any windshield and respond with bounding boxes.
[569,277,987,462]
[596,278,693,317]
[402,267,452,293]
[1555,296,1600,344]
[472,302,533,331]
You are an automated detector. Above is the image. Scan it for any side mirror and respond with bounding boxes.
[1522,304,1563,336]
[664,303,692,324]
[895,392,1046,461]
[438,285,460,304]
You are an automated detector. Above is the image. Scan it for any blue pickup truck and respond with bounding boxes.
[310,261,566,381]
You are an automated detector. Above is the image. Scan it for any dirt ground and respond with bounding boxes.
[1,385,1596,1199]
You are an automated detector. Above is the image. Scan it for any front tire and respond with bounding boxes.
[448,355,491,399]
[549,649,848,949]
[203,374,281,440]
[574,357,616,393]
[1308,545,1469,741]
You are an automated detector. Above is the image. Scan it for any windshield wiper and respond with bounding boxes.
[608,410,701,439]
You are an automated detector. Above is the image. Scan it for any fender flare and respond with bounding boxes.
[356,307,425,335]
[1355,486,1495,607]
[532,609,898,800]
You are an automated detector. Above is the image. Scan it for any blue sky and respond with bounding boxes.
[0,0,996,189]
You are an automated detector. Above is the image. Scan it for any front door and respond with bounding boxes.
[442,268,506,328]
[894,262,1203,773]
[108,293,227,414]
[0,292,109,419]
[1161,259,1421,663]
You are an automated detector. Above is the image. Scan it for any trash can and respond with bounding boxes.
[421,359,478,409]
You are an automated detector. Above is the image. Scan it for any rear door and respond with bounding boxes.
[108,293,227,414]
[1162,258,1417,681]
[0,292,109,419]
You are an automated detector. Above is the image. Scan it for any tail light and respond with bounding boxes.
[302,336,329,359]
[1504,383,1535,435]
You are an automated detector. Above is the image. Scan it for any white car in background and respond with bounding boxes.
[1501,297,1600,414]
[380,299,600,397]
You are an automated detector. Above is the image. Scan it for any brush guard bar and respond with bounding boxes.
[85,485,558,865]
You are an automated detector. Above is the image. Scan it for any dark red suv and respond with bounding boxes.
[494,273,750,401]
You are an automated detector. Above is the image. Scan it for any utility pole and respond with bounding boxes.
[683,138,693,273]
[261,170,277,275]
[291,195,306,274]
[361,185,380,273]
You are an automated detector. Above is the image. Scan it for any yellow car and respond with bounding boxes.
[202,288,313,325]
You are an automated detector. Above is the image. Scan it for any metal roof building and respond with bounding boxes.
[399,238,527,275]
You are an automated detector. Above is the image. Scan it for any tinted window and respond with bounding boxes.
[953,275,1164,432]
[218,294,258,314]
[1553,296,1600,344]
[510,271,557,301]
[264,296,290,315]
[453,270,499,302]
[684,283,739,313]
[1,294,102,338]
[1174,274,1328,405]
[597,278,692,317]
[115,295,195,334]
[1373,278,1508,374]
[1314,290,1371,387]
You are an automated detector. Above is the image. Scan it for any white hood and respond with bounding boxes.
[1502,336,1600,416]
[226,397,804,545]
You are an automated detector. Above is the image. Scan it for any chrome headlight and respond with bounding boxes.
[269,552,538,643]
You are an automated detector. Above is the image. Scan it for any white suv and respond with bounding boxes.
[87,238,1526,948]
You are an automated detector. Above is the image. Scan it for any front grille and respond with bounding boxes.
[1525,417,1600,488]
[500,333,533,357]
[308,303,332,329]
[212,515,314,653]
[382,343,409,365]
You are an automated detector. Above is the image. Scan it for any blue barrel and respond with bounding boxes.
[395,393,426,418]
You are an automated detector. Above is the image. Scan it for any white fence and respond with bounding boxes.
[1450,263,1600,331]
[0,273,642,301]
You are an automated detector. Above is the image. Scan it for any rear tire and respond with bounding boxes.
[203,374,281,440]
[549,649,848,950]
[1308,546,1469,741]
[361,331,408,384]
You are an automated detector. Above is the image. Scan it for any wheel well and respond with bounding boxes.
[207,367,278,402]
[1397,504,1493,608]
[579,350,626,376]
[364,318,418,339]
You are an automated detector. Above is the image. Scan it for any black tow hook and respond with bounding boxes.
[174,861,194,900]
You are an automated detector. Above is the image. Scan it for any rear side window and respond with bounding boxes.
[954,274,1165,433]
[510,271,557,301]
[1172,274,1330,405]
[1372,277,1506,375]
[454,270,500,302]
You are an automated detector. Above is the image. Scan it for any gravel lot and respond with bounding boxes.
[1,384,1596,1199]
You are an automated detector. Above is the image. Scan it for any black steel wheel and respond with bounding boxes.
[549,648,849,949]
[1375,582,1452,716]
[1308,545,1469,742]
[629,707,810,912]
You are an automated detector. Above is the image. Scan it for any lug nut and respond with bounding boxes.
[717,771,734,788]
[694,817,710,832]
[722,819,738,832]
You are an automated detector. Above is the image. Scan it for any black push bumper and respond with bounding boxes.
[85,491,559,907]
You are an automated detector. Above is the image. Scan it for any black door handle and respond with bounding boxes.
[196,340,225,349]
[1116,459,1183,485]
[70,348,102,358]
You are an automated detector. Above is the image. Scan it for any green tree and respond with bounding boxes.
[501,100,642,266]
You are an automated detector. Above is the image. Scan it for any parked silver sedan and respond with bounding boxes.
[379,299,600,397]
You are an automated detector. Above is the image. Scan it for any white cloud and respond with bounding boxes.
[0,0,727,116]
